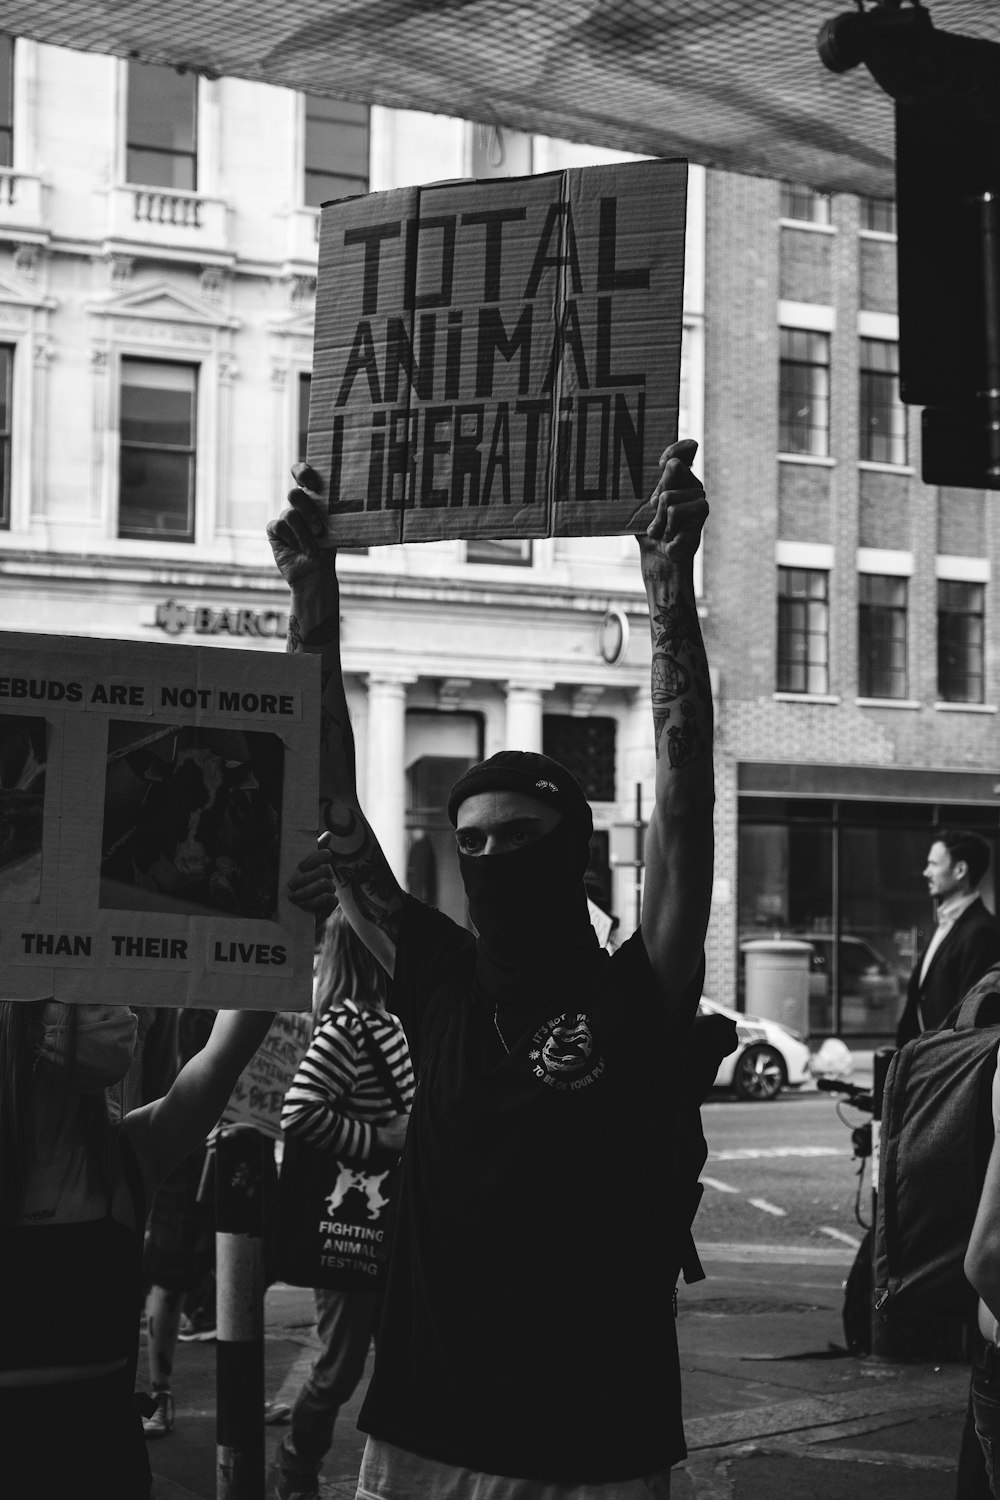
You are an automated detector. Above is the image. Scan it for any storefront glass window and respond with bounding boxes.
[738,796,1000,1038]
[838,824,930,1035]
[738,819,833,1031]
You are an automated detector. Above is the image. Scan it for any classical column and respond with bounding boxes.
[365,673,413,883]
[504,682,552,753]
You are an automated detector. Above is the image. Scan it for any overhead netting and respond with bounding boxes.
[6,0,1000,195]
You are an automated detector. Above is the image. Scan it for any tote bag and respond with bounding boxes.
[275,1010,407,1293]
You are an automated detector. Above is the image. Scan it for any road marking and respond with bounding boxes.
[748,1197,787,1217]
[701,1175,741,1194]
[819,1224,863,1248]
[710,1147,841,1160]
[697,1242,854,1264]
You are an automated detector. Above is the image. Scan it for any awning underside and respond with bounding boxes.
[4,0,999,196]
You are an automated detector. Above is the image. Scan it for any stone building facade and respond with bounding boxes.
[0,39,697,961]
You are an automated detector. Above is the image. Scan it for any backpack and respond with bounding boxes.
[873,968,1000,1329]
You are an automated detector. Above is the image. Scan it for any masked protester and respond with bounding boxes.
[267,439,713,1500]
[0,853,334,1500]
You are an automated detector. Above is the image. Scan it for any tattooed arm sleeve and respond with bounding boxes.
[287,562,404,977]
[636,466,715,1009]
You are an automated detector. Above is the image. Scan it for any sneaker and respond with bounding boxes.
[142,1390,175,1439]
[263,1400,292,1424]
[178,1312,216,1342]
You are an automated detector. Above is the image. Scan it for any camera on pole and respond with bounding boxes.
[818,2,1000,491]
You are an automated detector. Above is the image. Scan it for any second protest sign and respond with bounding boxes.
[0,633,320,1009]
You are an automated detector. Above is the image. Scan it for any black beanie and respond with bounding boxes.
[447,750,593,841]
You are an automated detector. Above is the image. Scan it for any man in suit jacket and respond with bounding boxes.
[896,829,1000,1047]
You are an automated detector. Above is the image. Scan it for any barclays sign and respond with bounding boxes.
[154,600,289,640]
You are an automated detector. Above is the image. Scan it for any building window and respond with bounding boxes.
[119,359,197,541]
[860,338,906,465]
[780,183,831,225]
[860,197,897,234]
[466,538,532,566]
[859,574,908,699]
[126,61,197,191]
[779,328,830,457]
[938,579,985,704]
[0,345,11,528]
[777,567,829,695]
[542,715,616,803]
[0,35,13,169]
[304,97,369,208]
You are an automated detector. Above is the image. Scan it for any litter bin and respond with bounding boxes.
[743,939,811,1036]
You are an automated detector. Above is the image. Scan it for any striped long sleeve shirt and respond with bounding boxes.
[280,998,415,1162]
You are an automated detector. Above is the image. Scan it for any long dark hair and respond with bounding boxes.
[312,908,390,1029]
[0,1000,114,1217]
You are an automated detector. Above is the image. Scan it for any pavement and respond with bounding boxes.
[147,1050,973,1500]
[144,1246,971,1499]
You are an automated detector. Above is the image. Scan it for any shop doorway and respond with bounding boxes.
[405,711,483,928]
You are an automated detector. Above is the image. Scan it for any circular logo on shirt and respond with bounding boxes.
[528,1012,605,1092]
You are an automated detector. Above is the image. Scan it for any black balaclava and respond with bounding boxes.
[449,751,602,1026]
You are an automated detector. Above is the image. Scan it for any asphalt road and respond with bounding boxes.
[698,1087,875,1254]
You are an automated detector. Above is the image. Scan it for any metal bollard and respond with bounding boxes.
[215,1125,266,1500]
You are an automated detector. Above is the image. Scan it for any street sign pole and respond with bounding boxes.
[216,1125,265,1500]
[610,782,648,936]
[634,782,643,931]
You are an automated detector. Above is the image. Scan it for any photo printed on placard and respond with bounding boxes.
[0,713,46,903]
[99,721,284,920]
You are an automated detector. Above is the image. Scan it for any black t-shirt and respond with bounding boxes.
[358,895,698,1482]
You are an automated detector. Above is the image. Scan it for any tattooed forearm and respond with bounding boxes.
[651,651,691,758]
[320,799,404,940]
[665,704,706,768]
[287,611,342,656]
[286,588,357,797]
[302,615,343,652]
[319,676,357,789]
[643,558,713,768]
[651,594,701,655]
[335,858,404,940]
[285,562,404,949]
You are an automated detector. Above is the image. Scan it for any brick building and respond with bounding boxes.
[704,173,1000,1042]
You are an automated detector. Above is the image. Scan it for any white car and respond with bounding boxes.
[698,996,813,1102]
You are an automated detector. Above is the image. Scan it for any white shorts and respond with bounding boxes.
[356,1437,671,1500]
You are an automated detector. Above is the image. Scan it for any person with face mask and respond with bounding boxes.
[0,851,335,1500]
[266,439,713,1500]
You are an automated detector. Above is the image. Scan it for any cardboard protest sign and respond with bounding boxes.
[222,1010,311,1138]
[307,158,687,546]
[0,634,320,1008]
